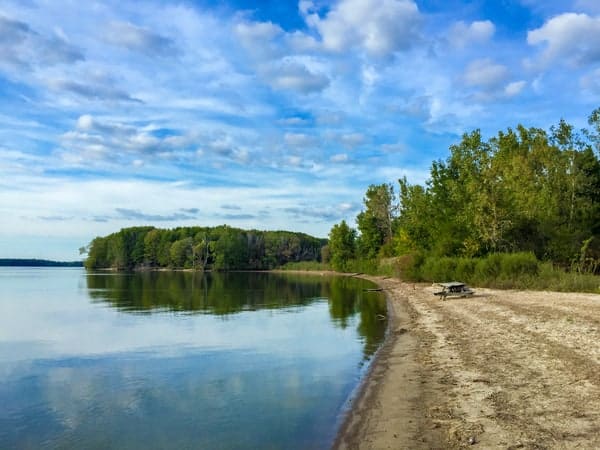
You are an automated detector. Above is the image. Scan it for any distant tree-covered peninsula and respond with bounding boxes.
[84,225,326,270]
[0,259,83,267]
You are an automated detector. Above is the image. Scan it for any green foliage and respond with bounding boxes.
[415,252,539,285]
[356,183,397,258]
[327,109,600,288]
[328,220,356,272]
[399,252,599,293]
[85,226,326,271]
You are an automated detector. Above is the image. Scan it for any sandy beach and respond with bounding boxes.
[334,276,600,449]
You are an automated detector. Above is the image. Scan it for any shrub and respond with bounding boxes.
[455,257,477,283]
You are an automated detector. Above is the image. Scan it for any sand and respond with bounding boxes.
[333,276,600,449]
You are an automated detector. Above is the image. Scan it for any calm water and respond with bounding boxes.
[0,268,387,449]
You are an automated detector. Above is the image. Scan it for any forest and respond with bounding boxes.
[84,225,326,270]
[326,110,600,286]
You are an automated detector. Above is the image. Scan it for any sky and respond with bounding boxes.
[1,0,600,260]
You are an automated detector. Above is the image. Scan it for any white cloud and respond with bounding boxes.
[528,13,600,67]
[278,117,310,126]
[504,80,527,97]
[235,21,282,42]
[330,153,348,163]
[0,15,83,73]
[47,78,140,103]
[287,155,303,167]
[448,20,495,48]
[339,133,365,148]
[303,0,421,57]
[105,22,176,57]
[284,132,317,148]
[266,62,329,93]
[463,58,509,88]
[234,20,284,60]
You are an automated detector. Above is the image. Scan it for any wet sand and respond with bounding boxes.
[333,276,600,449]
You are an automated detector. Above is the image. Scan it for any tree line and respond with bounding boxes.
[84,225,326,270]
[326,110,600,275]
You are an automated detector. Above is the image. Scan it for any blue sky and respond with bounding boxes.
[1,0,600,260]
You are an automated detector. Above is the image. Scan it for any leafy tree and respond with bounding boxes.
[170,237,193,268]
[356,183,397,258]
[328,220,356,271]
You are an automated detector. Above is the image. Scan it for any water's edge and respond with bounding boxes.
[330,275,396,449]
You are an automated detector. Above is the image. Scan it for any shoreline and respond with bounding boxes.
[332,276,600,449]
[332,276,435,449]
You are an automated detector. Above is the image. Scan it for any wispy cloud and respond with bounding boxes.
[105,22,177,57]
[115,208,197,221]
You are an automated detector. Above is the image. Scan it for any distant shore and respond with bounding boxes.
[0,258,83,267]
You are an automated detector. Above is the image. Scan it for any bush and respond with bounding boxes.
[500,252,539,278]
[394,253,421,280]
[455,257,477,283]
[474,253,502,281]
[421,256,457,282]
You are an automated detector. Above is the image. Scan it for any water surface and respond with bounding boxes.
[0,268,387,449]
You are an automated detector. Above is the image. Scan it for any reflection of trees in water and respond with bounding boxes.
[325,276,387,358]
[87,272,387,358]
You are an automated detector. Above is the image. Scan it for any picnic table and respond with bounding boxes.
[434,282,474,300]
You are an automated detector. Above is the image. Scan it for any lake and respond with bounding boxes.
[0,268,387,449]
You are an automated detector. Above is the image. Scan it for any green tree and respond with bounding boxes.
[356,183,397,258]
[170,237,193,268]
[328,220,356,271]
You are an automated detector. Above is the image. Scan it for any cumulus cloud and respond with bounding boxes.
[302,0,421,57]
[528,13,600,67]
[59,115,186,164]
[286,155,303,167]
[463,58,509,88]
[504,80,527,97]
[236,21,282,41]
[266,62,329,93]
[448,20,495,48]
[105,22,177,57]
[330,153,348,163]
[234,20,284,59]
